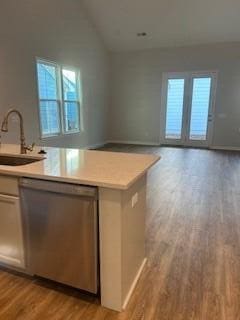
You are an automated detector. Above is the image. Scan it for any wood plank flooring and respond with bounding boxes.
[1,144,240,320]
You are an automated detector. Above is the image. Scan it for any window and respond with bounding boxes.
[36,59,81,138]
[62,69,80,133]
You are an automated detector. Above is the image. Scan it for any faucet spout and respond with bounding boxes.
[1,109,33,154]
[1,118,8,132]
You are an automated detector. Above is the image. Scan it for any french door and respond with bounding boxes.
[161,71,217,147]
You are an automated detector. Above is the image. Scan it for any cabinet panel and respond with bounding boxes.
[0,194,25,268]
[0,176,19,196]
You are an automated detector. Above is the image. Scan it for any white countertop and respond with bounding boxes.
[0,144,160,189]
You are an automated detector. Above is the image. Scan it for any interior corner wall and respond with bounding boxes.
[0,0,109,149]
[108,42,240,148]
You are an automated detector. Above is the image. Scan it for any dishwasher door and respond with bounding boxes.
[20,178,99,294]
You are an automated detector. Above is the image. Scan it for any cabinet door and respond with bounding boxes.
[0,194,25,268]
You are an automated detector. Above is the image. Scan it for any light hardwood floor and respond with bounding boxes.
[1,145,240,320]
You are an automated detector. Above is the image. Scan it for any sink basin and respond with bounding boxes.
[0,155,42,166]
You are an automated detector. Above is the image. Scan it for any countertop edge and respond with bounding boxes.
[0,144,161,190]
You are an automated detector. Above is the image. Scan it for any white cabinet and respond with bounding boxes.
[0,191,25,269]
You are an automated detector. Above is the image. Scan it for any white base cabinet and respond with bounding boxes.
[0,176,25,269]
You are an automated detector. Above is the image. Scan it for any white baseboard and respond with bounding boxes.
[211,146,240,151]
[107,140,160,146]
[84,142,107,150]
[122,258,147,310]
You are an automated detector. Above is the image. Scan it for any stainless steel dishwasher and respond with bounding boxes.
[20,178,99,294]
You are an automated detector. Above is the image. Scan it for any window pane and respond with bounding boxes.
[62,69,78,101]
[37,62,58,100]
[40,101,60,136]
[189,78,211,140]
[64,102,79,132]
[165,79,185,139]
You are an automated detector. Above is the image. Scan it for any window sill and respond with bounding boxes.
[40,130,82,141]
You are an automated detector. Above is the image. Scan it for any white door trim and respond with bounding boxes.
[160,70,218,148]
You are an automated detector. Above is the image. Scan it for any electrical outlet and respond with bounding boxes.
[131,192,138,208]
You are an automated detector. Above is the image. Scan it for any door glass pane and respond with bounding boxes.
[189,77,211,140]
[165,79,185,139]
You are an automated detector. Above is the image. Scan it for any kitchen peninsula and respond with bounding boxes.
[0,144,160,312]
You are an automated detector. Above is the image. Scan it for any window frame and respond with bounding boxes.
[60,66,81,135]
[36,58,81,139]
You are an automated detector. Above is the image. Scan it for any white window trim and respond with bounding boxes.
[60,66,81,135]
[36,58,81,139]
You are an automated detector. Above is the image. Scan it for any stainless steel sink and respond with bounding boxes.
[0,155,42,166]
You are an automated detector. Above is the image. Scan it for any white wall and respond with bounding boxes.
[1,4,240,151]
[109,43,240,148]
[0,0,109,149]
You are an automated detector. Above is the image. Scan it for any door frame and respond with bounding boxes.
[160,70,218,148]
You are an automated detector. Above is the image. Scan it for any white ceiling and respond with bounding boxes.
[82,0,240,52]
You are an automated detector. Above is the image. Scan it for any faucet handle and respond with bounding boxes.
[26,142,35,152]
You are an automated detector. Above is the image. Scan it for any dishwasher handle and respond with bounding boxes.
[20,178,98,198]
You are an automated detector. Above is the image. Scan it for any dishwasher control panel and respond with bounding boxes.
[20,178,98,198]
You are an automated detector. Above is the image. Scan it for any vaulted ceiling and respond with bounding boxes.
[82,0,240,52]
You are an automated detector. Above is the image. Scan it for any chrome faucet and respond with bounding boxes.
[1,109,35,154]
